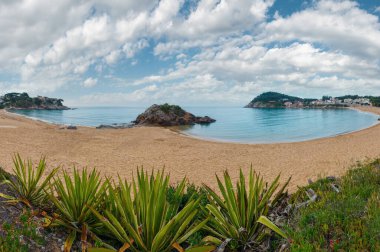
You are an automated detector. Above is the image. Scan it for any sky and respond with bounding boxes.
[0,0,380,107]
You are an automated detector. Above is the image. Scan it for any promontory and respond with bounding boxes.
[245,91,380,108]
[0,92,69,110]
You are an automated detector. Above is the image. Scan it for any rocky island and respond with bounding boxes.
[245,91,380,109]
[132,103,216,126]
[0,92,69,110]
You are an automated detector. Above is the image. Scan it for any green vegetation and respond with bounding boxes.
[0,167,10,181]
[91,170,213,252]
[1,154,379,251]
[0,211,45,252]
[0,92,65,109]
[203,170,289,250]
[288,161,380,251]
[335,95,361,100]
[250,92,303,107]
[0,154,59,208]
[47,168,109,252]
[248,92,380,108]
[370,96,380,107]
[159,103,184,115]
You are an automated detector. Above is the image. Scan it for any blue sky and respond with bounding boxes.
[0,0,380,106]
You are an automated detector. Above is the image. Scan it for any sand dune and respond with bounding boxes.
[0,108,379,191]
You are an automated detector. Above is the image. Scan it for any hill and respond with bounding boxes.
[245,92,310,108]
[245,92,379,108]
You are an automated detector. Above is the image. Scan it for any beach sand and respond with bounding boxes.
[0,107,379,191]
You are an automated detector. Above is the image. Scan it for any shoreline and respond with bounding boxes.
[1,107,380,191]
[6,106,379,145]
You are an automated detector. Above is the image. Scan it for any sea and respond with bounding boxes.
[11,107,379,144]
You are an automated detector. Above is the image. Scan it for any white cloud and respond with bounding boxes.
[82,77,98,88]
[262,0,380,59]
[133,40,380,102]
[0,0,380,104]
[77,84,158,106]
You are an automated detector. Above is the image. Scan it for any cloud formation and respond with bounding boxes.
[0,0,379,106]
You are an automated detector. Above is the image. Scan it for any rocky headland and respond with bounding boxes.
[0,92,69,110]
[132,103,216,126]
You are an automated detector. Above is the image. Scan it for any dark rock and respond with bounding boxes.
[96,123,133,129]
[195,116,216,124]
[133,104,216,126]
[326,176,336,181]
[66,125,77,130]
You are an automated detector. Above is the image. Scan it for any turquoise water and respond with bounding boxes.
[11,107,378,143]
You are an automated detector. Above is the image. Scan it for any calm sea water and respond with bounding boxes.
[12,107,378,143]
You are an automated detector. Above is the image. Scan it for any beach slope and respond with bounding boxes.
[0,108,379,191]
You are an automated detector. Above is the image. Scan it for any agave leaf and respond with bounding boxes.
[257,216,287,238]
[48,167,108,250]
[204,169,289,250]
[177,216,210,244]
[64,230,77,252]
[0,192,16,200]
[94,168,205,252]
[2,154,59,208]
[172,242,185,252]
[202,236,223,246]
[185,245,216,252]
[88,249,115,252]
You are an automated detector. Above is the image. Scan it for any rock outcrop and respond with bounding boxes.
[96,123,134,129]
[133,104,216,126]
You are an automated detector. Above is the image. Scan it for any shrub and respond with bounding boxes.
[159,103,183,115]
[47,168,109,252]
[167,183,210,246]
[202,169,289,250]
[0,154,59,208]
[91,170,214,252]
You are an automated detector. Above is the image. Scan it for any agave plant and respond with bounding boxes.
[0,154,59,208]
[202,169,290,251]
[47,168,109,252]
[91,169,215,252]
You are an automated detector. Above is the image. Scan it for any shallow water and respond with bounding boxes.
[12,107,378,143]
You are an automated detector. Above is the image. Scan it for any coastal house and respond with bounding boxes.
[353,98,371,106]
[284,101,293,107]
[344,98,353,104]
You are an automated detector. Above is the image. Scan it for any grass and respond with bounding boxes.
[0,211,45,252]
[288,160,380,251]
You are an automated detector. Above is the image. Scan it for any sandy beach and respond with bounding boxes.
[0,107,379,191]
